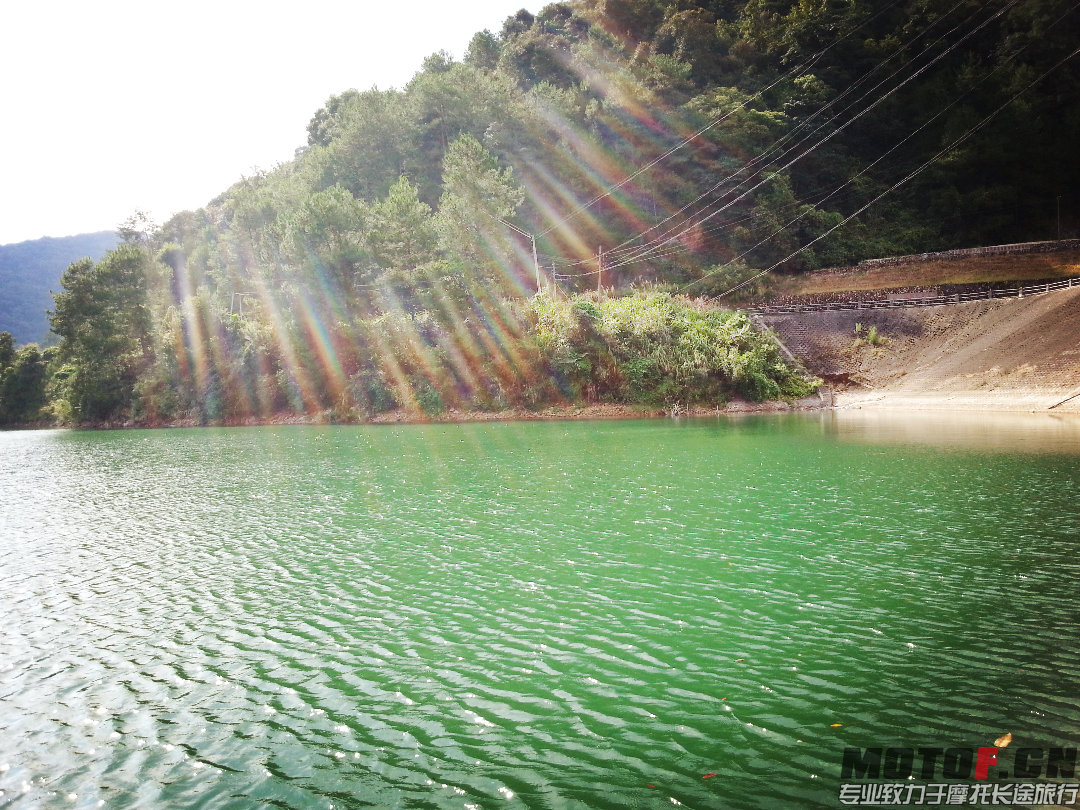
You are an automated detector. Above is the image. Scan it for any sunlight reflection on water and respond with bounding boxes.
[821,409,1080,452]
[0,416,1078,809]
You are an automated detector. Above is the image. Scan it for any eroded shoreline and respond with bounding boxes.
[145,398,828,430]
[11,390,1080,432]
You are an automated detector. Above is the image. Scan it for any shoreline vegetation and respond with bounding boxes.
[2,1,1077,430]
[74,398,829,431]
[0,291,820,430]
[7,259,1080,431]
[8,275,1080,430]
[13,392,1080,433]
[95,397,1080,431]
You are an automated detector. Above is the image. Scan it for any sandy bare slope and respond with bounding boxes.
[759,287,1080,412]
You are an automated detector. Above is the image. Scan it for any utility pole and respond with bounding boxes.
[231,292,255,317]
[496,217,541,294]
[528,230,540,294]
[597,245,603,295]
[1058,195,1062,240]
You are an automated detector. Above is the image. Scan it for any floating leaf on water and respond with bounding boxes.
[994,732,1013,748]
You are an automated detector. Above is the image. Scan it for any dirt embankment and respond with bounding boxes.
[771,247,1080,298]
[759,287,1080,412]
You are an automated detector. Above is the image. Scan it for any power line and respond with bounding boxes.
[608,0,1077,278]
[534,0,909,240]
[540,0,978,277]
[606,0,1023,272]
[601,0,978,261]
[697,44,1080,299]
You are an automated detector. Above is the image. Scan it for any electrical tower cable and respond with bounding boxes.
[695,45,1080,299]
[604,0,1023,273]
[600,0,980,261]
[607,1,1079,278]
[606,4,1074,275]
[604,0,1023,271]
[534,0,909,240]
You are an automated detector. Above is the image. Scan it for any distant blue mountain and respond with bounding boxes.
[0,231,119,345]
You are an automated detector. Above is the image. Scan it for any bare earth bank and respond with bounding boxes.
[763,287,1080,414]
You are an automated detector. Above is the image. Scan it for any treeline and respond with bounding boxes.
[159,0,1079,300]
[3,0,1075,425]
[0,283,813,426]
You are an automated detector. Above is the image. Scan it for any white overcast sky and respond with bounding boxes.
[0,0,538,245]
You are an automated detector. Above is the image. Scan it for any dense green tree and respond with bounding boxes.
[436,134,525,289]
[307,89,362,147]
[48,246,154,422]
[498,24,580,88]
[366,177,439,273]
[322,89,413,201]
[0,332,51,424]
[598,0,667,43]
[465,30,502,71]
[282,185,369,293]
[0,344,50,423]
[405,63,519,200]
[420,50,456,74]
[654,7,723,80]
[500,8,536,39]
[0,332,14,370]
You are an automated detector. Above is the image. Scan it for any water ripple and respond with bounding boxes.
[1,417,1079,808]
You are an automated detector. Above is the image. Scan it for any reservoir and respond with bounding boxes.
[1,413,1078,809]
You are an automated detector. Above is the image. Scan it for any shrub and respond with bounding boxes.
[853,323,887,347]
[524,292,815,404]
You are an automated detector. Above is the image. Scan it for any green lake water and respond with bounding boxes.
[1,412,1079,809]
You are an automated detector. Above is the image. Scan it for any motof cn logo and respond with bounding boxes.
[841,747,1078,780]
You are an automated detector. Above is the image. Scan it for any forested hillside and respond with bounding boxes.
[0,232,118,345]
[174,0,1076,295]
[4,0,1077,426]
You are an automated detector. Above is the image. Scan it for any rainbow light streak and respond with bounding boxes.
[521,161,605,252]
[518,52,702,249]
[367,284,424,413]
[469,289,535,388]
[296,292,347,410]
[173,256,202,389]
[296,248,354,406]
[474,223,533,299]
[249,271,321,415]
[429,280,495,402]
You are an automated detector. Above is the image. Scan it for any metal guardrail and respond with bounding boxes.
[806,240,1080,275]
[743,276,1080,315]
[856,239,1080,268]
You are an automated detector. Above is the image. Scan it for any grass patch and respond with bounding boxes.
[852,323,887,348]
